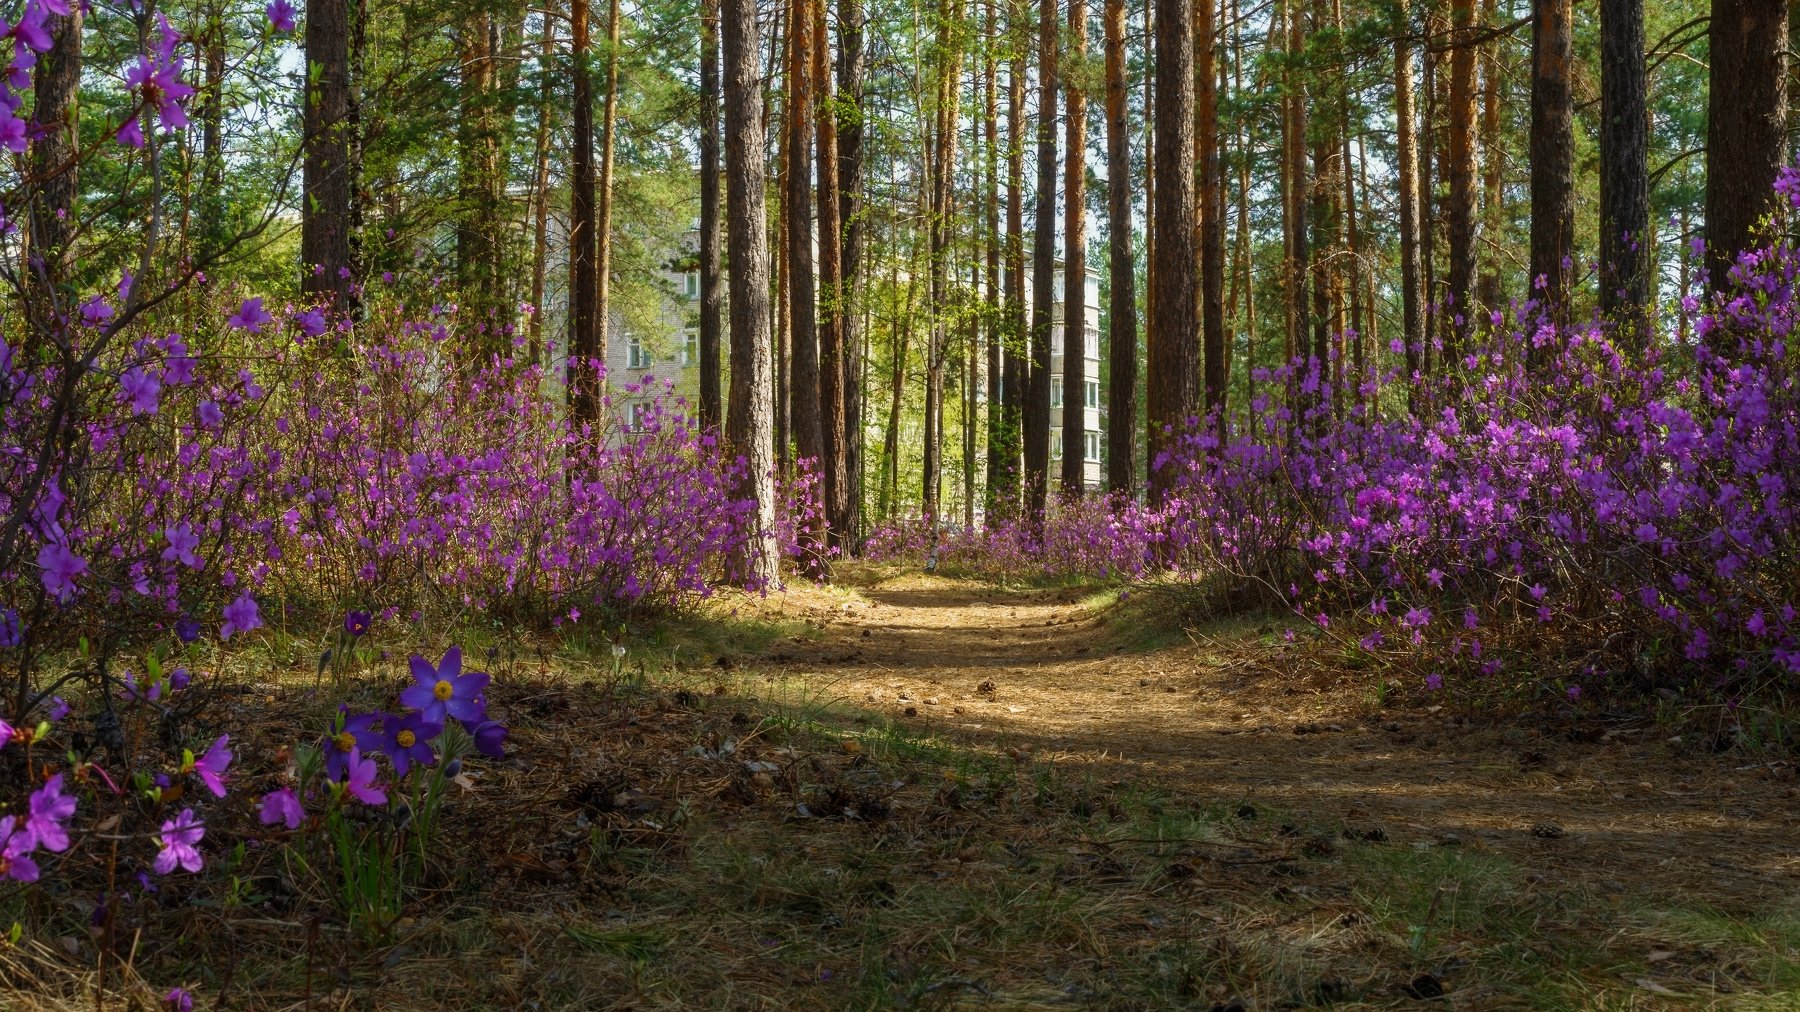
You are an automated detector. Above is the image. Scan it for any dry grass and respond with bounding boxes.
[4,572,1798,1008]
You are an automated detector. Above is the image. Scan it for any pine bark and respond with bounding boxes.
[786,0,824,547]
[997,1,1028,518]
[567,0,600,422]
[814,0,848,549]
[29,3,80,287]
[1528,0,1574,329]
[529,8,557,364]
[1704,0,1789,293]
[303,0,358,310]
[1025,0,1059,517]
[699,0,725,428]
[1198,0,1225,417]
[1103,0,1137,494]
[838,0,868,544]
[595,0,623,372]
[1598,0,1649,337]
[722,0,781,586]
[1444,0,1477,360]
[1148,0,1198,503]
[1060,0,1089,497]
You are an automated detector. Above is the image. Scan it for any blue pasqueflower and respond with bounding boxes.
[399,647,488,724]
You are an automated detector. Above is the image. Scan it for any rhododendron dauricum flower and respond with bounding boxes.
[401,647,488,725]
[162,523,201,568]
[259,787,303,830]
[154,809,204,875]
[341,747,387,805]
[117,16,194,149]
[184,734,232,797]
[221,593,262,639]
[0,817,40,883]
[24,775,75,852]
[36,541,86,602]
[266,0,297,33]
[227,297,273,332]
[0,607,20,648]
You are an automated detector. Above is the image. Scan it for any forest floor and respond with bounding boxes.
[14,570,1800,1010]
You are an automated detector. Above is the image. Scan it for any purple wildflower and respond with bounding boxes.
[164,988,194,1012]
[0,816,39,883]
[227,297,273,332]
[399,647,488,724]
[323,710,384,781]
[24,775,75,852]
[120,366,161,414]
[188,734,232,797]
[153,809,204,875]
[266,0,297,32]
[37,541,87,602]
[466,720,508,759]
[162,523,201,568]
[259,787,304,831]
[221,592,262,639]
[341,747,387,806]
[174,614,203,643]
[343,609,371,637]
[0,607,20,648]
[383,710,442,776]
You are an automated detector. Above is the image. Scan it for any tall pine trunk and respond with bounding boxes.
[567,0,600,423]
[29,3,80,287]
[997,0,1028,518]
[1025,0,1059,517]
[1444,0,1477,360]
[1148,0,1198,503]
[722,0,780,586]
[1598,0,1649,338]
[1059,0,1089,497]
[529,7,557,364]
[1198,0,1225,417]
[699,0,725,428]
[1103,0,1137,494]
[786,0,824,549]
[814,0,848,548]
[839,0,868,544]
[982,0,1002,517]
[303,0,357,310]
[1528,0,1574,334]
[1704,0,1789,295]
[595,0,623,373]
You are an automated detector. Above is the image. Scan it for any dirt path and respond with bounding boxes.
[770,573,1800,914]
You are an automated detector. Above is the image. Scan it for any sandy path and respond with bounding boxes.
[768,573,1800,913]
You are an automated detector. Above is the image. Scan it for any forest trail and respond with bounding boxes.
[769,573,1799,913]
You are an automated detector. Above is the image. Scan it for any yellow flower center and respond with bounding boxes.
[396,730,416,748]
[333,732,356,753]
[433,679,454,701]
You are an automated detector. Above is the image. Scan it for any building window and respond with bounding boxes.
[627,402,651,432]
[1051,376,1063,408]
[1084,431,1100,462]
[1085,380,1099,408]
[684,271,700,300]
[681,329,698,366]
[1084,326,1099,359]
[1052,432,1063,460]
[627,336,652,370]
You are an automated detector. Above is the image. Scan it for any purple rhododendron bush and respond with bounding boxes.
[865,493,1160,583]
[1156,241,1800,707]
